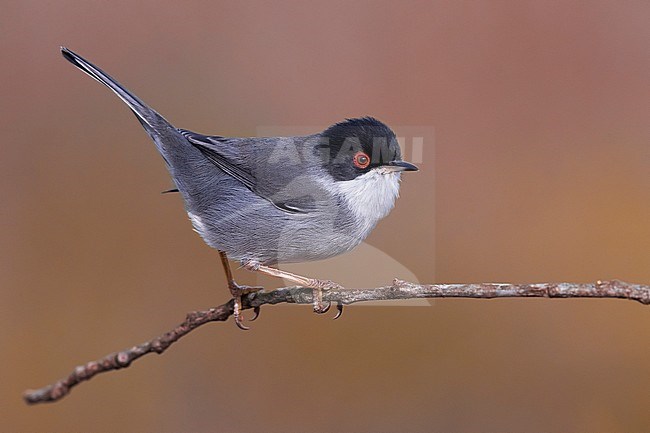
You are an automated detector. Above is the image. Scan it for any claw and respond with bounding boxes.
[314,301,331,314]
[250,306,261,321]
[235,317,250,330]
[333,301,343,320]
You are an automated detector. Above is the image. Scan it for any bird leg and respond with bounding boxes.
[219,251,262,330]
[242,261,343,316]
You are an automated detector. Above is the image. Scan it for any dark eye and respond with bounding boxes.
[353,151,370,169]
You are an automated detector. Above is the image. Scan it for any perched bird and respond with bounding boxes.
[61,47,418,329]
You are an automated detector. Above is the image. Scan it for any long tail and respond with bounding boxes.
[60,47,181,162]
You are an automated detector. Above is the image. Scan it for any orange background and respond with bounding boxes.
[2,1,649,432]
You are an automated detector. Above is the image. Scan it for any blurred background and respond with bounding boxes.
[2,1,649,431]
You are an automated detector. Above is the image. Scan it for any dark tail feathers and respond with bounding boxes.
[60,47,174,139]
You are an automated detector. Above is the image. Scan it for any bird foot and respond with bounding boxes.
[312,287,331,314]
[310,279,344,317]
[239,261,345,320]
[228,281,263,330]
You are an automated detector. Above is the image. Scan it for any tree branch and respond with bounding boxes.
[23,279,649,404]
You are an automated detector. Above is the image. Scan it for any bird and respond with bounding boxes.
[60,47,418,329]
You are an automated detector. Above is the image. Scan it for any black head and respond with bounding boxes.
[316,117,418,181]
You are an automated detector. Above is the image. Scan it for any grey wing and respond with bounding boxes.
[179,130,333,214]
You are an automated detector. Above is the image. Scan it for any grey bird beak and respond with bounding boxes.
[385,160,419,172]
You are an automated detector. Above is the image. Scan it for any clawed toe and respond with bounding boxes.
[234,312,250,330]
[230,296,250,330]
[249,306,261,321]
[333,301,344,320]
[313,300,331,314]
[310,279,345,318]
[229,282,263,330]
[229,283,263,295]
[312,286,329,314]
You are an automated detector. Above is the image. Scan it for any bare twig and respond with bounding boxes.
[23,279,649,404]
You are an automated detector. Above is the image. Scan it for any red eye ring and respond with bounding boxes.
[353,151,370,169]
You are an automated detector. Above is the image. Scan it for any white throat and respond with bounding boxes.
[335,168,401,236]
